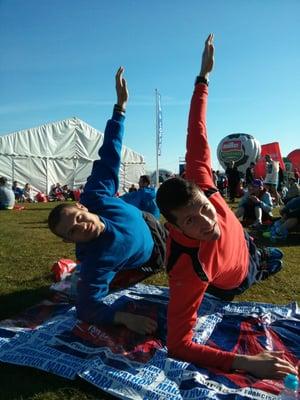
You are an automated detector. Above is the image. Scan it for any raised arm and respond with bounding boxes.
[81,68,129,207]
[115,66,129,112]
[185,34,215,190]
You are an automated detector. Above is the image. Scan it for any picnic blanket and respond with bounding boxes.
[0,282,299,400]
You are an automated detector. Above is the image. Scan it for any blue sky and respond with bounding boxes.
[0,0,299,174]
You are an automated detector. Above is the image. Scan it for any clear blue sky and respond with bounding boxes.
[1,0,299,174]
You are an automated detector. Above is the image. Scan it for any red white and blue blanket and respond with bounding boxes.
[0,283,299,399]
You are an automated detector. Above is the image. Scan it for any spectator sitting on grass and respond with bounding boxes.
[120,175,160,219]
[235,179,273,228]
[270,196,300,240]
[12,181,25,202]
[23,183,36,203]
[0,176,15,210]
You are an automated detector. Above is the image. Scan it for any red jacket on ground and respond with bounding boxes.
[166,83,249,371]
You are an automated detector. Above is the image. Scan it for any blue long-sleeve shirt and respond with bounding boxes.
[76,110,154,324]
[120,187,160,219]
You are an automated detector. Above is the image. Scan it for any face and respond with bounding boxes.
[54,203,103,243]
[248,185,260,195]
[171,191,220,241]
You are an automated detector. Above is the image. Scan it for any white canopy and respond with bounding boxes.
[0,117,145,194]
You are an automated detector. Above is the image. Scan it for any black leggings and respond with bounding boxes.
[110,212,167,290]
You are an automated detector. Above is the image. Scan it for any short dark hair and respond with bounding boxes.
[156,177,201,224]
[140,175,151,186]
[48,203,75,237]
[0,176,8,185]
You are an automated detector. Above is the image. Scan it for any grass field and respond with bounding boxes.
[0,202,299,400]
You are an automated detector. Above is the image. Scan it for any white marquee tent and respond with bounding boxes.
[0,117,145,195]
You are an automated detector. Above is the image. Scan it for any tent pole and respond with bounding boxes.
[45,158,48,195]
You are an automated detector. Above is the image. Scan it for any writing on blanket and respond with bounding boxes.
[0,285,298,400]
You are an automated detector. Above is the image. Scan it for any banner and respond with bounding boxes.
[254,142,285,179]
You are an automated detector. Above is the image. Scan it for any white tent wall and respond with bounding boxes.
[0,117,145,195]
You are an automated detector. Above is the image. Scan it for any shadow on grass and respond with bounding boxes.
[0,286,50,320]
[0,363,115,400]
[0,288,115,400]
[25,207,55,211]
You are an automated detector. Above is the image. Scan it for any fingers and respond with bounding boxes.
[205,33,214,46]
[143,318,158,334]
[121,77,127,92]
[115,66,124,88]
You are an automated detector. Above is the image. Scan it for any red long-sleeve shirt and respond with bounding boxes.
[166,83,249,372]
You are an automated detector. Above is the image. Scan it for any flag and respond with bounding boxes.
[156,90,163,156]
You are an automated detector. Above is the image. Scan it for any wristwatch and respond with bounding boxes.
[195,75,209,86]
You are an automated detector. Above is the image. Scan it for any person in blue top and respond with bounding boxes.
[120,174,160,219]
[0,177,15,210]
[235,179,273,228]
[48,67,167,334]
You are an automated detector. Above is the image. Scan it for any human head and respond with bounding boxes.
[48,202,103,243]
[265,154,271,163]
[138,175,151,188]
[0,176,8,186]
[250,162,255,168]
[248,179,263,195]
[156,177,220,241]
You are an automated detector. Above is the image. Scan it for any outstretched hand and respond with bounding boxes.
[115,66,128,110]
[200,33,214,78]
[233,350,299,379]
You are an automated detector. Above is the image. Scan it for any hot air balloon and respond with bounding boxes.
[217,133,261,174]
[287,149,300,172]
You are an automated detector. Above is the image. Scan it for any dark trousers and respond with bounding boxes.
[206,231,271,301]
[110,212,167,290]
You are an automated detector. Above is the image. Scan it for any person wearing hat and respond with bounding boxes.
[235,179,273,228]
[0,176,15,210]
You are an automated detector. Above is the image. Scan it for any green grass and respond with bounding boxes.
[0,201,299,399]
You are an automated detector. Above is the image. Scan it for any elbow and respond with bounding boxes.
[167,337,191,360]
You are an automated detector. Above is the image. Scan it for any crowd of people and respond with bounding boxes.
[0,179,85,209]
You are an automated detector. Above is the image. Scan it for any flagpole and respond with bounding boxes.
[155,89,159,188]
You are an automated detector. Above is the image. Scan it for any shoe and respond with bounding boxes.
[270,227,288,242]
[259,246,283,261]
[259,259,283,280]
[250,221,263,229]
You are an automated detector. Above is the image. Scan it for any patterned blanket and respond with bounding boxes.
[0,283,299,399]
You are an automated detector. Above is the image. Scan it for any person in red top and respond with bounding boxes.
[156,34,297,379]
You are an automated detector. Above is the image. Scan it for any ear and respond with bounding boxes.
[75,202,88,212]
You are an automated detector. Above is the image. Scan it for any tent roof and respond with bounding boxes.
[0,117,144,164]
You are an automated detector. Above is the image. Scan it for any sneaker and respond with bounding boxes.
[259,259,283,280]
[250,221,263,229]
[259,246,284,261]
[270,227,288,242]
